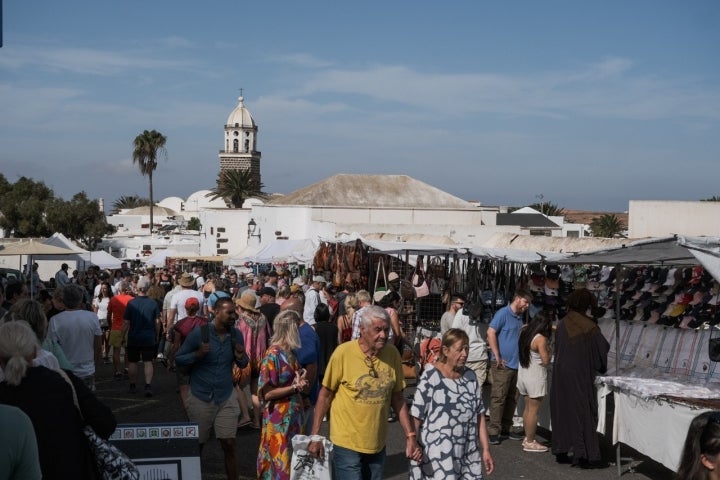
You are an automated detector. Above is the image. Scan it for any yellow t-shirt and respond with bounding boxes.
[322,341,405,454]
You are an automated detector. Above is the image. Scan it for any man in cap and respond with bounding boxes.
[122,276,161,396]
[303,275,327,326]
[258,286,280,330]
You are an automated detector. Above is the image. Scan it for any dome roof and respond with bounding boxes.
[226,96,255,128]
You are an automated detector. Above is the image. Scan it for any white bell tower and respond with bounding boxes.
[219,93,261,187]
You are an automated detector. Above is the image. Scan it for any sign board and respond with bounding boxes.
[109,422,201,479]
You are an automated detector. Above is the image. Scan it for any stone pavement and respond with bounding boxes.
[96,359,675,479]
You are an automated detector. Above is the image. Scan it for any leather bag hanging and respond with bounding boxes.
[373,258,388,298]
[412,255,430,298]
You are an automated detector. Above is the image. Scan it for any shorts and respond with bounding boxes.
[99,318,109,330]
[186,389,240,444]
[108,330,126,348]
[126,345,156,363]
[517,362,547,398]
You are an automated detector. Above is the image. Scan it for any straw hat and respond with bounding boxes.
[179,273,195,288]
[235,292,259,313]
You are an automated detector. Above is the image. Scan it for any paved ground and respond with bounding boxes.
[97,360,676,479]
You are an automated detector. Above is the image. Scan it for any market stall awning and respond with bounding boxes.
[553,237,701,266]
[468,246,568,264]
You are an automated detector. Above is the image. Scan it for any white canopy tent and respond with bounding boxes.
[226,239,318,266]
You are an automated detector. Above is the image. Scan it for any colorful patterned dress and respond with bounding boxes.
[257,345,304,480]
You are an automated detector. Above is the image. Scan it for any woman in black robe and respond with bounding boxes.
[550,288,610,469]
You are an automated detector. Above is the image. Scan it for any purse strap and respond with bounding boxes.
[57,369,84,421]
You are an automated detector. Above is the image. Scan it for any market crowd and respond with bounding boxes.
[0,261,716,480]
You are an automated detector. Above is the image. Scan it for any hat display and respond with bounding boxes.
[185,297,200,310]
[259,287,276,297]
[388,272,400,282]
[545,265,560,280]
[312,275,327,284]
[235,292,259,313]
[179,273,195,288]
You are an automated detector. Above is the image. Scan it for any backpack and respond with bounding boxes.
[177,324,248,375]
[419,336,442,372]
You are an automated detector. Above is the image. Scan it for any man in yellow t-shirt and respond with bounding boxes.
[308,305,422,479]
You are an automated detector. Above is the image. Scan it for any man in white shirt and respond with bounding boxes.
[303,276,327,326]
[451,299,489,388]
[167,273,204,328]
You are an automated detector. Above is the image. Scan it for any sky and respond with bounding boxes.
[1,1,719,213]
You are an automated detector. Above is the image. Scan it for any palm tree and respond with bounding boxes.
[132,130,167,233]
[589,214,625,238]
[111,195,150,214]
[529,202,565,216]
[205,169,266,208]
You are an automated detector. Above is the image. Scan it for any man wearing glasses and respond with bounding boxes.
[307,305,421,479]
[451,294,489,388]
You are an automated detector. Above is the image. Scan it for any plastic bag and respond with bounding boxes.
[290,435,333,480]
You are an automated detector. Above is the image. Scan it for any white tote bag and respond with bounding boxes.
[290,435,333,480]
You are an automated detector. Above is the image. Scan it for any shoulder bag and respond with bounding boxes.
[58,370,140,480]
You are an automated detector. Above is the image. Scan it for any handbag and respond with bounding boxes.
[412,256,430,299]
[290,435,333,480]
[59,370,140,480]
[401,343,417,379]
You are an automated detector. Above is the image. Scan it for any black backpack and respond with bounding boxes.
[178,324,248,375]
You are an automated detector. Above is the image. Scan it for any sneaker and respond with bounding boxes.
[508,432,525,441]
[128,384,136,394]
[144,385,153,398]
[523,440,549,453]
[156,353,165,359]
[113,372,123,381]
[488,435,501,445]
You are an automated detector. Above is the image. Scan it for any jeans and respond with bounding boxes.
[333,445,386,480]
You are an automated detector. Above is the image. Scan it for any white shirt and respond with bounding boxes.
[169,289,205,323]
[451,308,488,362]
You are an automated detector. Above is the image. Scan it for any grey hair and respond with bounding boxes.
[0,321,38,386]
[269,310,301,350]
[61,284,85,309]
[6,299,48,341]
[359,305,390,330]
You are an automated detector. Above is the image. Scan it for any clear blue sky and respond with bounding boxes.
[1,1,718,212]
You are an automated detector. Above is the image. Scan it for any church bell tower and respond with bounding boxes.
[219,94,261,187]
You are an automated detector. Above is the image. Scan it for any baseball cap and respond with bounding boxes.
[185,297,200,310]
[259,287,276,297]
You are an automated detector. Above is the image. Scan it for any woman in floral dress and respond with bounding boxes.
[410,328,494,479]
[257,310,308,479]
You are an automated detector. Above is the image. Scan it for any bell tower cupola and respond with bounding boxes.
[219,93,261,187]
